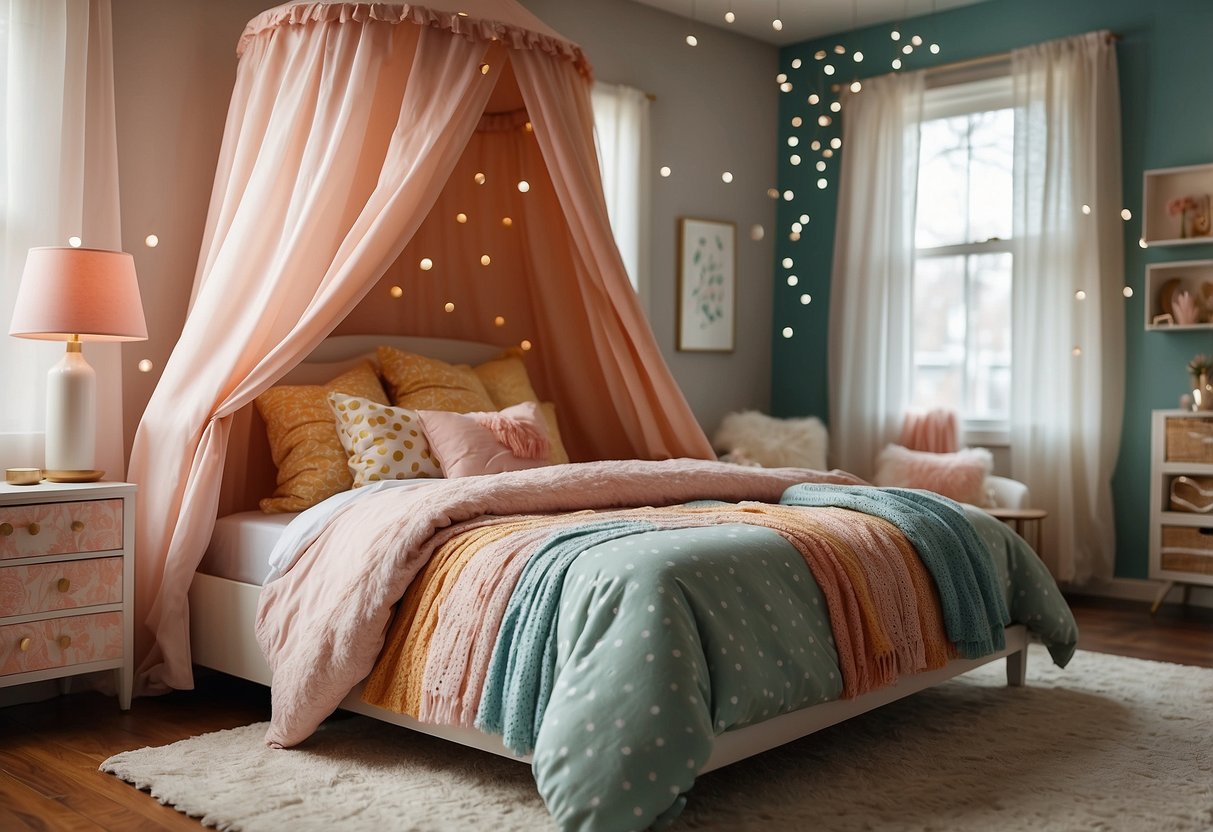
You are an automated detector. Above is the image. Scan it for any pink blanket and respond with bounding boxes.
[255,459,862,747]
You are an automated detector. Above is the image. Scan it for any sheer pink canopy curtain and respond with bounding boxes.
[130,4,711,694]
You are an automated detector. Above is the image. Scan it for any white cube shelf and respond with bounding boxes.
[1143,163,1213,247]
[1144,259,1213,330]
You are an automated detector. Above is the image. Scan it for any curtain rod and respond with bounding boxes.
[923,31,1121,77]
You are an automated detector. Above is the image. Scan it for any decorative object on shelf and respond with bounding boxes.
[4,468,42,486]
[1158,277,1181,317]
[1153,313,1175,326]
[1173,290,1202,325]
[7,248,148,482]
[1190,355,1213,411]
[1169,475,1213,513]
[677,217,736,352]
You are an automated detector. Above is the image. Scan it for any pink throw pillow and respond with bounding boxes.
[873,444,993,506]
[418,401,552,478]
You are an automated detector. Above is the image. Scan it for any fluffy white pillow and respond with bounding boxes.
[873,444,993,506]
[713,410,828,470]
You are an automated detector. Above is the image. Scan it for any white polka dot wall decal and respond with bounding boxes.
[892,58,903,69]
[850,80,862,93]
[389,285,403,298]
[767,188,780,199]
[787,275,798,286]
[817,178,828,189]
[912,34,923,46]
[1121,208,1132,220]
[517,180,530,192]
[811,140,821,151]
[780,82,793,93]
[725,10,735,23]
[721,171,734,183]
[68,236,81,247]
[787,136,799,147]
[444,302,455,312]
[854,51,864,62]
[791,116,803,127]
[818,115,832,127]
[930,43,940,54]
[1139,238,1148,248]
[659,165,672,177]
[494,315,506,326]
[831,137,842,149]
[800,213,810,223]
[776,73,787,84]
[800,293,811,304]
[815,50,826,60]
[144,234,159,247]
[783,190,794,200]
[902,44,913,54]
[1122,286,1134,297]
[474,172,486,184]
[789,231,800,241]
[808,93,820,105]
[750,224,765,241]
[816,161,826,172]
[891,29,901,41]
[456,212,468,223]
[823,148,834,158]
[782,257,793,268]
[479,63,491,75]
[480,254,491,266]
[521,339,532,350]
[791,222,802,232]
[1082,204,1091,215]
[772,18,783,31]
[1072,346,1082,356]
[525,122,533,133]
[1075,290,1086,300]
[790,155,801,165]
[502,216,513,227]
[834,44,846,54]
[824,64,835,75]
[791,57,801,68]
[137,359,153,372]
[420,257,433,270]
[782,327,794,338]
[686,34,698,46]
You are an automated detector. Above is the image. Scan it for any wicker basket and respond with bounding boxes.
[1160,526,1213,575]
[1164,417,1213,464]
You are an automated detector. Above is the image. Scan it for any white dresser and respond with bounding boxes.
[1149,411,1213,612]
[0,480,135,708]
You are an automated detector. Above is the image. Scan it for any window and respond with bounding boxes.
[911,76,1013,442]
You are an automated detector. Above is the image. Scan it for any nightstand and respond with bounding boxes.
[0,480,135,709]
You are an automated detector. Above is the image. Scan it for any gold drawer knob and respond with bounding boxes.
[27,522,40,536]
[58,635,71,649]
[57,578,71,593]
[18,636,31,652]
[71,520,85,532]
[0,522,11,536]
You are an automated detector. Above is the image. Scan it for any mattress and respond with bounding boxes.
[199,511,296,585]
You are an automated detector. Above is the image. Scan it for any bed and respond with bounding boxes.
[186,334,1076,832]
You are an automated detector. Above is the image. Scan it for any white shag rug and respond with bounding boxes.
[102,647,1213,832]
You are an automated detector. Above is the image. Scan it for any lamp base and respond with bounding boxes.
[44,469,105,483]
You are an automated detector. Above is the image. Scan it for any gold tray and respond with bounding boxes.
[44,470,105,483]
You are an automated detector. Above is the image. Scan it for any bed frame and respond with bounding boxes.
[188,333,1031,774]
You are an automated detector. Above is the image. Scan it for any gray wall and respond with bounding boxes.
[522,0,779,441]
[111,0,778,457]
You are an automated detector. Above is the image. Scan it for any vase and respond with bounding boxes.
[1197,372,1213,411]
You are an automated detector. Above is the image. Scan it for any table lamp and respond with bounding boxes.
[8,247,148,482]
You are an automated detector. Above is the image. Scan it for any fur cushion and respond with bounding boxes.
[873,444,993,506]
[713,410,828,471]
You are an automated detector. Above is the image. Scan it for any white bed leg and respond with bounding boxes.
[1006,647,1028,687]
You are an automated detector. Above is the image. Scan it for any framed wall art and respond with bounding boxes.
[676,217,736,352]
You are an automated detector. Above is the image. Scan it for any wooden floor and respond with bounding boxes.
[0,595,1209,831]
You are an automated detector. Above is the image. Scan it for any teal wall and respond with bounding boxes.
[771,0,1213,579]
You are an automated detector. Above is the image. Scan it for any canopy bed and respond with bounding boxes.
[126,2,1078,830]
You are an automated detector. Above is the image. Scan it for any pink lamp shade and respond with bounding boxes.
[9,247,148,341]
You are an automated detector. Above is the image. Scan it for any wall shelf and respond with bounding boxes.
[1143,163,1213,247]
[1144,259,1213,330]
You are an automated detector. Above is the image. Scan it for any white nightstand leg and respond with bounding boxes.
[117,665,132,710]
[1150,581,1174,616]
[1006,647,1028,687]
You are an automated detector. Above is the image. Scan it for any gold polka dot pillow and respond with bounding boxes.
[328,392,442,485]
[255,361,389,513]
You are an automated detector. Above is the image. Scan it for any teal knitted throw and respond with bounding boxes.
[780,484,1010,658]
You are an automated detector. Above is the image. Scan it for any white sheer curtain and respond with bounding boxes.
[590,81,651,313]
[828,70,925,479]
[1010,31,1123,583]
[0,0,124,475]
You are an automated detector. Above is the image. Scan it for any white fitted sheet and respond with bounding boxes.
[200,511,296,586]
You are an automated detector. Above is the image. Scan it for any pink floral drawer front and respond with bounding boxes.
[0,499,123,561]
[0,557,123,617]
[0,611,122,676]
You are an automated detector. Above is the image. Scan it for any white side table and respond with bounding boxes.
[0,480,135,709]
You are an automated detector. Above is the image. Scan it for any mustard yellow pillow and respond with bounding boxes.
[328,392,442,485]
[255,361,389,513]
[377,345,496,414]
[472,352,569,464]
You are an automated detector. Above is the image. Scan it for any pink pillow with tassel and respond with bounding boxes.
[873,443,993,506]
[418,401,552,478]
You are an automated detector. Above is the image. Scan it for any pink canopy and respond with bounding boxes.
[127,0,714,693]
